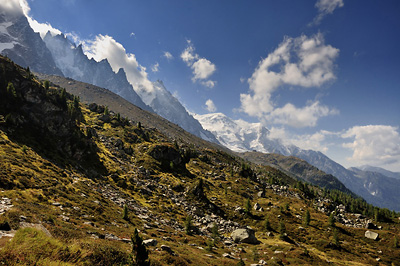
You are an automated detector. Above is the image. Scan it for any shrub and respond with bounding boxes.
[131,228,149,266]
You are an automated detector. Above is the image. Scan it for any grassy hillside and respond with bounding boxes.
[1,56,400,265]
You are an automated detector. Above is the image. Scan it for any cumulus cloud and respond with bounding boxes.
[240,33,339,128]
[268,101,338,128]
[163,51,173,60]
[311,0,344,25]
[83,34,155,102]
[0,0,24,16]
[342,125,400,171]
[181,40,216,87]
[5,0,62,38]
[205,99,217,112]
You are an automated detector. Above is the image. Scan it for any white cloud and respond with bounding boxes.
[268,101,339,128]
[205,99,217,112]
[240,33,339,128]
[82,34,155,103]
[342,125,400,170]
[151,62,159,73]
[6,0,62,38]
[0,0,61,37]
[191,58,216,81]
[201,80,216,88]
[163,51,173,60]
[0,0,24,16]
[312,0,344,25]
[181,40,216,87]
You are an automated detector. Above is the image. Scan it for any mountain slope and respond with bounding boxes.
[1,55,400,265]
[240,151,353,195]
[35,73,225,152]
[0,12,62,76]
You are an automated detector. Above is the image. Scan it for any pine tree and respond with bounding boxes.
[184,215,193,235]
[304,210,311,227]
[279,220,286,240]
[131,228,149,266]
[122,204,129,221]
[44,80,50,90]
[245,198,252,215]
[328,212,335,227]
[333,229,340,247]
[264,216,271,231]
[7,82,16,98]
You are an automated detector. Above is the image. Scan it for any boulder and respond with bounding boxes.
[365,230,379,240]
[143,239,157,246]
[161,245,173,254]
[231,228,259,244]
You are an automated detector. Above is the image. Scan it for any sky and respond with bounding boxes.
[2,0,400,171]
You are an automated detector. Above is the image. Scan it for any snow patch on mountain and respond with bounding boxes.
[194,112,289,154]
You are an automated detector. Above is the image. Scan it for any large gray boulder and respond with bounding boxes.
[365,230,379,240]
[231,228,259,244]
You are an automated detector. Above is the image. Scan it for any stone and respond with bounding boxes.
[161,245,173,254]
[253,203,263,211]
[143,239,157,246]
[222,253,237,259]
[365,222,376,229]
[257,191,265,198]
[365,230,379,240]
[231,228,259,244]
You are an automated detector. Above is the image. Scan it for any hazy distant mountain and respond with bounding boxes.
[198,112,400,211]
[43,33,151,112]
[0,12,62,76]
[358,165,400,180]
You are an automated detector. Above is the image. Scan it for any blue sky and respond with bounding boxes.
[7,0,400,171]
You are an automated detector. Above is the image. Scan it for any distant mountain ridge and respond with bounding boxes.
[0,12,62,76]
[197,112,400,211]
[0,9,217,143]
[42,33,152,112]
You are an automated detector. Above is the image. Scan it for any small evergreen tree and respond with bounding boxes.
[245,198,252,215]
[211,223,220,241]
[279,220,286,240]
[184,215,193,235]
[7,82,16,98]
[44,80,50,90]
[264,216,271,231]
[131,228,149,266]
[122,204,129,221]
[394,236,399,248]
[333,229,340,247]
[304,210,311,227]
[328,212,335,227]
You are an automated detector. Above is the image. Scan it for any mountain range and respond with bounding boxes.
[196,112,400,211]
[1,8,399,212]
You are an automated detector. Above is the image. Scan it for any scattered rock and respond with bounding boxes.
[161,245,173,254]
[365,230,379,240]
[143,239,157,246]
[222,253,237,259]
[253,203,263,212]
[231,228,259,244]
